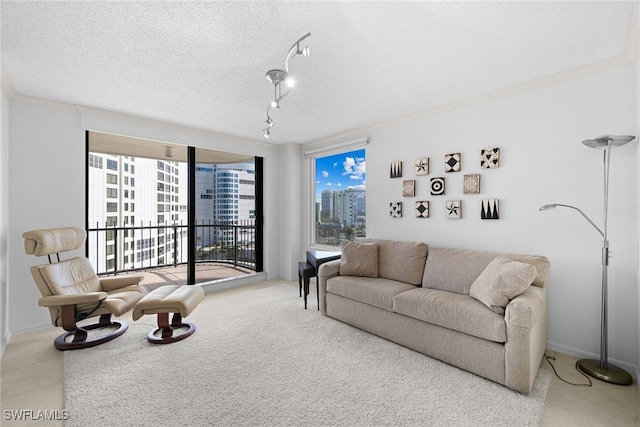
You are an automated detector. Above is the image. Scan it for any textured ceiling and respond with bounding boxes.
[1,1,637,145]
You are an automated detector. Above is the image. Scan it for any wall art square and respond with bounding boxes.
[463,174,480,194]
[390,202,402,218]
[390,161,403,178]
[403,180,415,197]
[415,201,429,218]
[430,177,445,195]
[481,147,500,169]
[481,199,500,219]
[415,158,429,175]
[446,200,461,219]
[444,153,461,172]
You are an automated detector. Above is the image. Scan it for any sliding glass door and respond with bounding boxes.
[86,131,262,285]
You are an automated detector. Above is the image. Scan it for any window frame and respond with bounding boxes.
[305,137,368,250]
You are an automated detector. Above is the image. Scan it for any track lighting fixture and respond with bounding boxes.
[262,32,311,138]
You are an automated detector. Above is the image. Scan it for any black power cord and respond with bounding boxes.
[544,353,592,387]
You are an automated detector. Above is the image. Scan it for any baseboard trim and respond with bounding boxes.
[10,321,53,337]
[547,340,639,381]
[0,329,10,358]
[199,272,267,294]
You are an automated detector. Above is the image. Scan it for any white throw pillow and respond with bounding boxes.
[339,241,379,277]
[469,256,537,315]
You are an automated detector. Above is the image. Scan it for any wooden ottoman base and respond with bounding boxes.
[132,285,205,344]
[148,312,196,344]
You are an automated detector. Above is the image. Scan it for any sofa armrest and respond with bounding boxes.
[504,285,547,393]
[38,292,107,307]
[505,286,544,329]
[318,259,341,314]
[100,275,143,292]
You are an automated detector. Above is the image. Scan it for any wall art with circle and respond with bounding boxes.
[430,177,445,195]
[463,174,480,194]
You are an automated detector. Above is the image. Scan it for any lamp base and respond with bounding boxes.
[577,359,633,385]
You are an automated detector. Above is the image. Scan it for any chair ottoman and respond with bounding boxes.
[132,284,205,344]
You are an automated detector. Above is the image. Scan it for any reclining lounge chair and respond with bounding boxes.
[23,227,146,350]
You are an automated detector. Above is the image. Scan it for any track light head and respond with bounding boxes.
[262,32,311,138]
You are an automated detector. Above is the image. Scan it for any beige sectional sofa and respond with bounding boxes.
[318,238,550,394]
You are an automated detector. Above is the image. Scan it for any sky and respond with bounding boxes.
[315,149,365,202]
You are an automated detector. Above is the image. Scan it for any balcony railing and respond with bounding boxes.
[88,220,256,276]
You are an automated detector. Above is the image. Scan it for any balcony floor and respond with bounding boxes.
[108,263,255,292]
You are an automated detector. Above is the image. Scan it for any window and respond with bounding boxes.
[87,131,263,281]
[89,154,103,169]
[312,147,366,247]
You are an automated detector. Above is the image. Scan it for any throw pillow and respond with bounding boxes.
[469,256,537,315]
[339,241,379,277]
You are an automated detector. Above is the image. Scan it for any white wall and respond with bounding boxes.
[1,84,10,355]
[6,97,283,334]
[278,143,303,281]
[8,99,87,332]
[306,64,639,370]
[635,27,640,394]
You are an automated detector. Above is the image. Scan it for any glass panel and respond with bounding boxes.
[314,149,366,246]
[194,148,256,284]
[87,146,189,276]
[87,132,259,287]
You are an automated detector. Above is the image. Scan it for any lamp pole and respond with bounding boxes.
[540,134,634,385]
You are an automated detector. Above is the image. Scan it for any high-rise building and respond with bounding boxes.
[319,188,366,227]
[195,162,255,246]
[87,154,188,273]
[321,189,335,221]
[89,155,256,272]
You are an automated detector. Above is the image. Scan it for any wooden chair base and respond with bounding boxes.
[54,318,128,351]
[147,312,196,344]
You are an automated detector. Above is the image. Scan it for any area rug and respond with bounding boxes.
[64,284,550,427]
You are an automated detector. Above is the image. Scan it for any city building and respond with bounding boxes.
[87,154,188,273]
[88,155,255,273]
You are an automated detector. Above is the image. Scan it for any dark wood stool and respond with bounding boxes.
[297,261,316,309]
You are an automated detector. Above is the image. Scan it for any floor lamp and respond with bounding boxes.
[539,134,635,385]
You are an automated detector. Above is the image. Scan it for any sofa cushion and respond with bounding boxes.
[358,239,427,285]
[469,256,537,315]
[339,241,379,277]
[327,276,417,311]
[422,247,550,295]
[393,287,507,343]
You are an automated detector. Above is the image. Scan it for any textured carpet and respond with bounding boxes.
[64,284,550,427]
